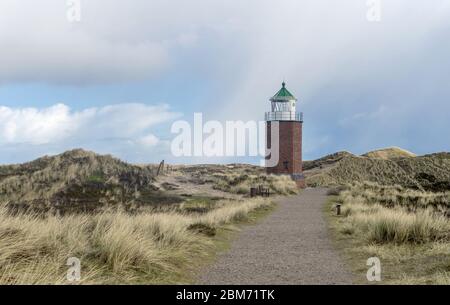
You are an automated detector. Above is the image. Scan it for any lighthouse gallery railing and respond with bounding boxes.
[265,111,303,122]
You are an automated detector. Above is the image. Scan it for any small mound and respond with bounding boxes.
[362,147,416,160]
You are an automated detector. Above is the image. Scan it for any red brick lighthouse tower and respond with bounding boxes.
[265,82,305,188]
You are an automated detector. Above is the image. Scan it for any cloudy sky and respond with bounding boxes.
[1,0,449,164]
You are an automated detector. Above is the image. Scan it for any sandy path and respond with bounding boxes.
[198,188,352,285]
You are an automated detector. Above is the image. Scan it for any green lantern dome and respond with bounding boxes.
[270,82,297,101]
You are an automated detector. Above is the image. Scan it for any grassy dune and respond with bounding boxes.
[0,149,158,213]
[0,198,273,284]
[362,147,417,159]
[306,151,450,191]
[328,183,450,284]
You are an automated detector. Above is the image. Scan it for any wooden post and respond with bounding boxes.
[156,160,165,176]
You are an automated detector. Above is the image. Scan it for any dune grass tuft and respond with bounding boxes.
[330,182,450,284]
[212,173,298,195]
[0,198,272,285]
[352,208,449,244]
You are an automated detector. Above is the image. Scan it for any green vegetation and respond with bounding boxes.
[180,196,223,214]
[87,171,106,183]
[327,183,450,284]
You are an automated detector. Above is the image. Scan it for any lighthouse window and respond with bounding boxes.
[283,161,289,170]
[272,102,291,112]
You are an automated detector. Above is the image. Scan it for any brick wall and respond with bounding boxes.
[266,121,304,187]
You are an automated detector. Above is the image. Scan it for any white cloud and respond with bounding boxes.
[0,104,78,145]
[0,103,180,147]
[137,134,160,148]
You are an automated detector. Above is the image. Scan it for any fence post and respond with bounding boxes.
[156,160,165,176]
[250,188,257,198]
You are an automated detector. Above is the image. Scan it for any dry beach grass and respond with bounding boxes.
[329,183,450,284]
[0,150,300,284]
[0,198,272,284]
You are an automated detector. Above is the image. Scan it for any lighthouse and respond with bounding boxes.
[265,82,305,188]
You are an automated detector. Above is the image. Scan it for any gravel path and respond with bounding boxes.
[198,188,353,285]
